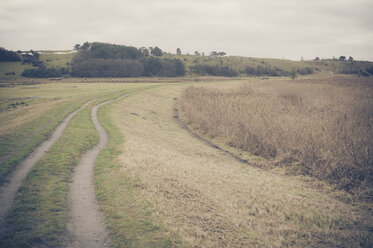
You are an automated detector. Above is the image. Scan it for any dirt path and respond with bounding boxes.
[0,99,94,233]
[66,95,126,248]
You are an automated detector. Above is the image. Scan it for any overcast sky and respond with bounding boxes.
[1,0,372,61]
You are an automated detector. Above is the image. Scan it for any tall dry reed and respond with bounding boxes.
[179,77,373,197]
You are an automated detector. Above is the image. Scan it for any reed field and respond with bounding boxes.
[179,75,373,198]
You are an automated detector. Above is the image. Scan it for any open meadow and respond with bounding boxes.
[0,75,372,247]
[179,75,373,199]
[1,0,372,247]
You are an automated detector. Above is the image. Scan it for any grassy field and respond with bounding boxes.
[178,75,373,199]
[0,76,372,247]
[0,62,35,77]
[38,50,76,68]
[95,87,185,247]
[0,83,88,185]
[108,83,372,247]
[0,79,160,185]
[0,80,159,247]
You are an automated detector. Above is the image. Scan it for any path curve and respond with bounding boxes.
[66,94,127,248]
[0,99,94,232]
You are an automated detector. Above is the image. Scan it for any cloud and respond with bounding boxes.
[0,0,372,60]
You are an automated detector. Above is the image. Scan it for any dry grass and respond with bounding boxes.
[179,76,373,198]
[112,84,372,247]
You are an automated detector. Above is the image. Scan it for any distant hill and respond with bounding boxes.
[0,46,372,78]
[0,50,75,77]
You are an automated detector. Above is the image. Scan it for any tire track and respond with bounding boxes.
[0,99,94,233]
[66,94,127,248]
[0,115,58,166]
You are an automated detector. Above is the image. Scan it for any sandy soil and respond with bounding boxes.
[0,99,94,233]
[66,95,126,248]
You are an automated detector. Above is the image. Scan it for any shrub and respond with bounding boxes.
[190,64,238,77]
[0,48,21,61]
[71,59,144,77]
[21,67,69,78]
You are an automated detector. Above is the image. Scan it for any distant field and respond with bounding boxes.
[0,50,75,77]
[179,75,373,198]
[38,50,76,68]
[0,62,35,77]
[164,54,313,74]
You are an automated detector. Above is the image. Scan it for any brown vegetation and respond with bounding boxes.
[111,84,372,247]
[179,76,373,198]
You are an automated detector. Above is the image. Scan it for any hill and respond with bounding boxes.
[0,45,372,78]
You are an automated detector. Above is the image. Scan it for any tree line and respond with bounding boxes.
[71,42,185,77]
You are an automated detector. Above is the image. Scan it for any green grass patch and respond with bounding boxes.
[0,97,91,185]
[0,105,98,247]
[38,51,75,69]
[0,62,35,77]
[95,87,184,248]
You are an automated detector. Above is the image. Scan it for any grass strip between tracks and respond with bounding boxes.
[0,97,91,185]
[95,87,184,248]
[0,102,98,247]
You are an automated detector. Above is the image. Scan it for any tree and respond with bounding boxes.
[81,42,91,51]
[314,57,320,61]
[151,46,163,56]
[74,44,81,51]
[348,56,353,62]
[144,56,162,76]
[30,50,39,60]
[194,51,200,56]
[210,51,218,56]
[139,47,149,56]
[176,48,181,55]
[0,48,22,61]
[210,51,226,56]
[339,56,346,61]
